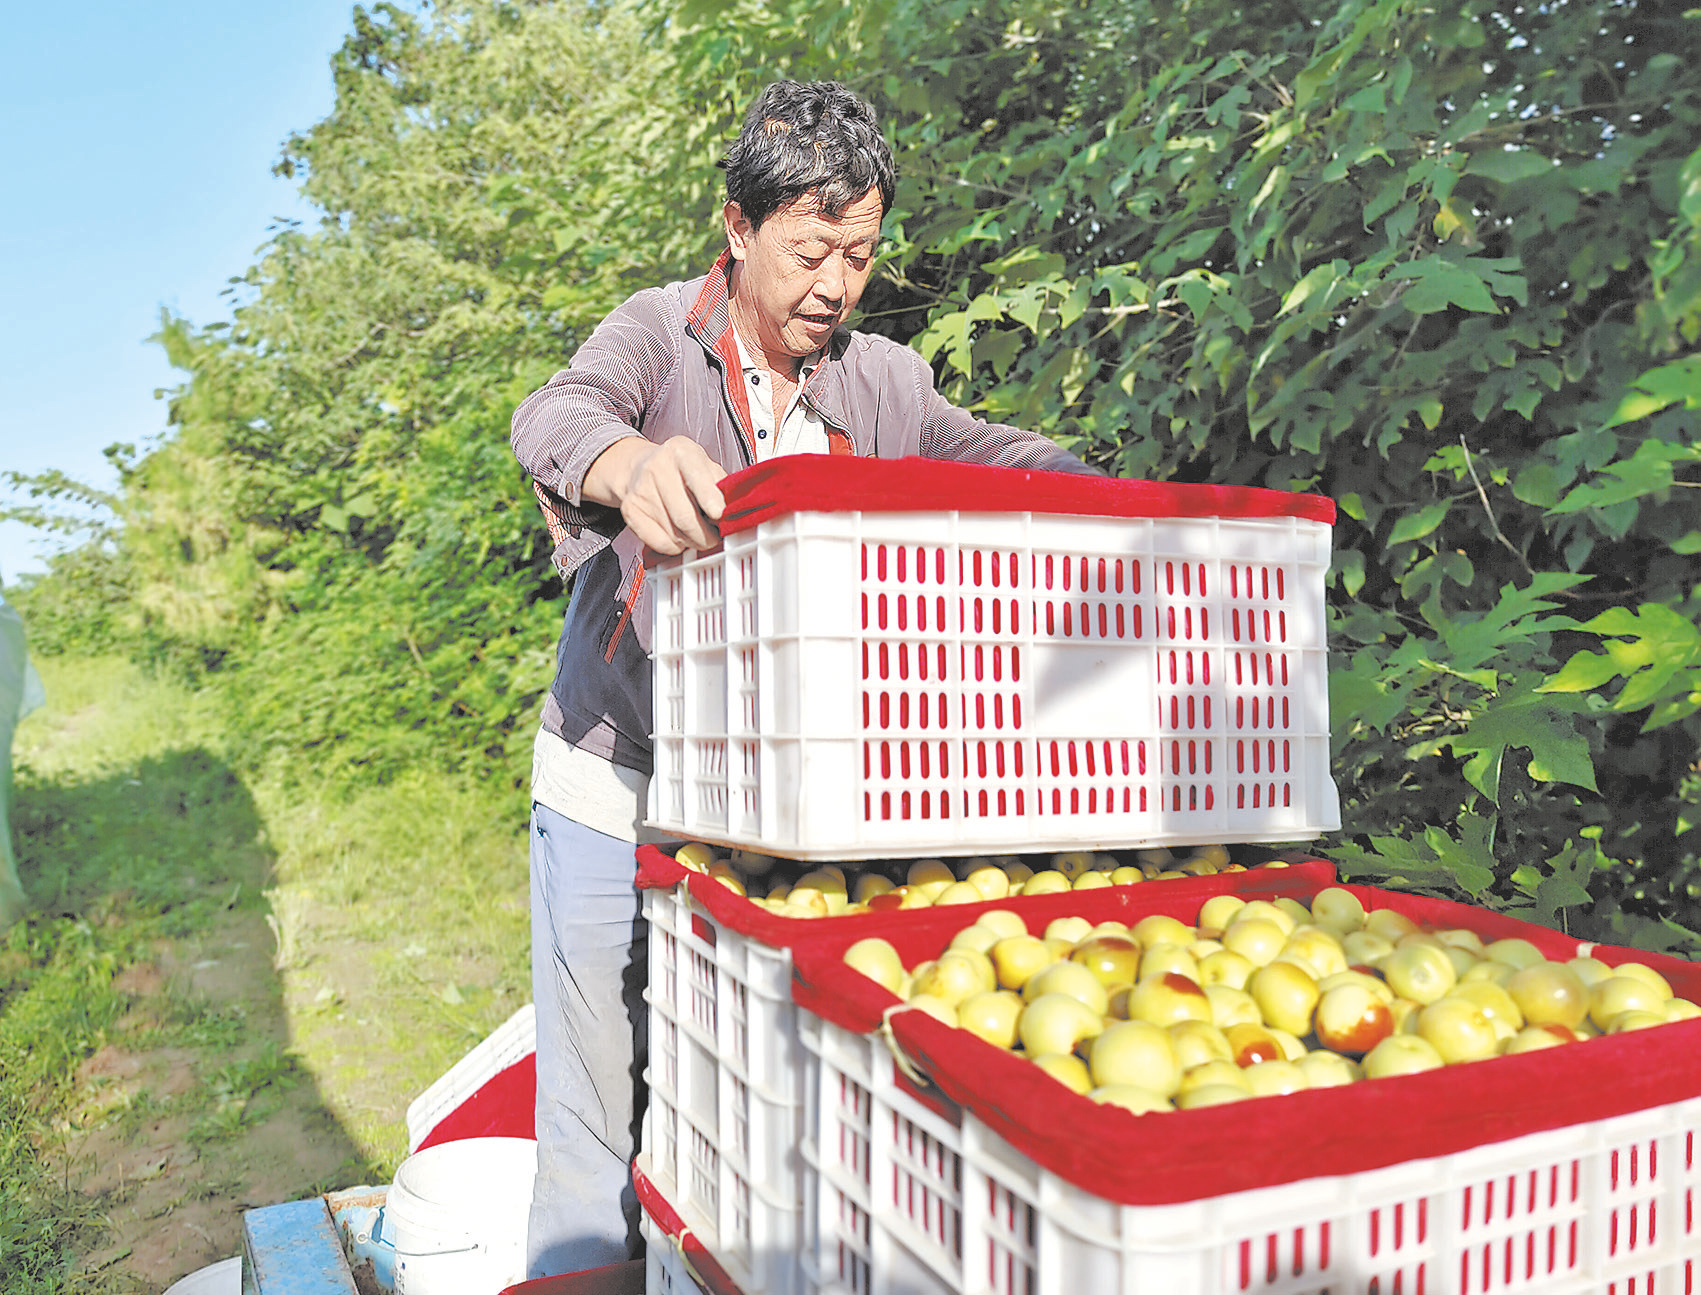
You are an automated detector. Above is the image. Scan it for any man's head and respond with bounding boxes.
[720,80,896,230]
[720,81,896,367]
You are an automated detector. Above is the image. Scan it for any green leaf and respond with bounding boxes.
[1680,143,1701,227]
[1005,281,1051,332]
[1510,461,1564,508]
[1363,172,1407,226]
[1604,354,1701,427]
[1174,275,1214,321]
[1326,811,1498,899]
[1423,810,1499,898]
[984,248,1067,283]
[1387,499,1450,545]
[1533,841,1599,917]
[1389,258,1500,314]
[1566,604,1701,722]
[1279,259,1348,316]
[1330,647,1410,734]
[1550,440,1697,513]
[1431,682,1598,802]
[1324,836,1456,888]
[1334,549,1366,596]
[1540,650,1622,693]
[974,327,1025,379]
[1465,148,1553,184]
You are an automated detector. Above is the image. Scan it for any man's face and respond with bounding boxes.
[724,185,883,364]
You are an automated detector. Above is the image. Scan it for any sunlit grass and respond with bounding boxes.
[3,654,533,1285]
[257,768,530,1166]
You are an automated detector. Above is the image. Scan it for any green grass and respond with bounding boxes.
[253,764,532,1162]
[0,917,128,1291]
[1,654,532,1289]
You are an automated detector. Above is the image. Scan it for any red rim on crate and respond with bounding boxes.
[788,878,1701,1207]
[715,455,1337,534]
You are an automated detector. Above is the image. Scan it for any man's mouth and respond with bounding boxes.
[798,312,838,327]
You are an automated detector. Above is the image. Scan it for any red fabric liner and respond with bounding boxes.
[632,1162,745,1295]
[786,878,1701,1206]
[635,845,1335,955]
[713,455,1336,535]
[414,1054,537,1151]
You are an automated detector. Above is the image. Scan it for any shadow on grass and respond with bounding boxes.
[3,746,379,1293]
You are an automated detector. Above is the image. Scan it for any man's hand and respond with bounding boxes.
[583,436,727,554]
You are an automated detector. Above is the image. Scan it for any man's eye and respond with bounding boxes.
[797,252,828,268]
[847,254,870,271]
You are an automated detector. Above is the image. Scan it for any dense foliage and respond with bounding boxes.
[13,2,660,778]
[7,0,1700,943]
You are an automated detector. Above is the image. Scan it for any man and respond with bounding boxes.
[510,78,1093,1277]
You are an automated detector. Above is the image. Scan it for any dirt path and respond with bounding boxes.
[66,907,368,1290]
[9,657,530,1293]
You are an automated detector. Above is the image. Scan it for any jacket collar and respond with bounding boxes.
[685,250,852,431]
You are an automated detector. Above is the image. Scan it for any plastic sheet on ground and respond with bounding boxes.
[0,591,45,929]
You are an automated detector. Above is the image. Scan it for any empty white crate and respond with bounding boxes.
[404,1002,536,1153]
[639,880,807,1295]
[648,458,1339,860]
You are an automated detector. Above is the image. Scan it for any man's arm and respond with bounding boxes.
[510,289,676,523]
[511,288,728,561]
[899,344,1102,476]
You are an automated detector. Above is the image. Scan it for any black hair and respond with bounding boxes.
[719,80,897,229]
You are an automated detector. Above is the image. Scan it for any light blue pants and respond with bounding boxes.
[525,801,648,1278]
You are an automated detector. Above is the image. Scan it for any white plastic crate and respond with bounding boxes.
[800,1012,1701,1295]
[639,882,807,1295]
[639,1165,748,1295]
[632,844,1333,1294]
[643,1204,713,1295]
[634,853,1341,1295]
[404,1002,536,1153]
[648,460,1338,860]
[645,1210,708,1295]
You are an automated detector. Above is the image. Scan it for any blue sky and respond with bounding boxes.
[0,1,358,586]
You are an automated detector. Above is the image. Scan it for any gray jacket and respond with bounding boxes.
[511,254,1095,773]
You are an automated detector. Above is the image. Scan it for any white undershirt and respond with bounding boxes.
[734,330,827,460]
[531,728,674,844]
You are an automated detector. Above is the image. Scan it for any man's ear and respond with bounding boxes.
[724,201,753,262]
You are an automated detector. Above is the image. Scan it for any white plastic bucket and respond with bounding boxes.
[162,1257,241,1295]
[386,1136,536,1295]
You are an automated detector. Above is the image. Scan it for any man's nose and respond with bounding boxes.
[814,256,847,306]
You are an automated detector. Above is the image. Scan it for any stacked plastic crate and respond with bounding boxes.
[784,875,1701,1295]
[645,456,1338,858]
[632,455,1345,1293]
[633,455,1701,1295]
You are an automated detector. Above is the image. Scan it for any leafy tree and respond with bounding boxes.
[639,0,1701,944]
[15,0,1701,946]
[3,453,134,655]
[106,1,659,779]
